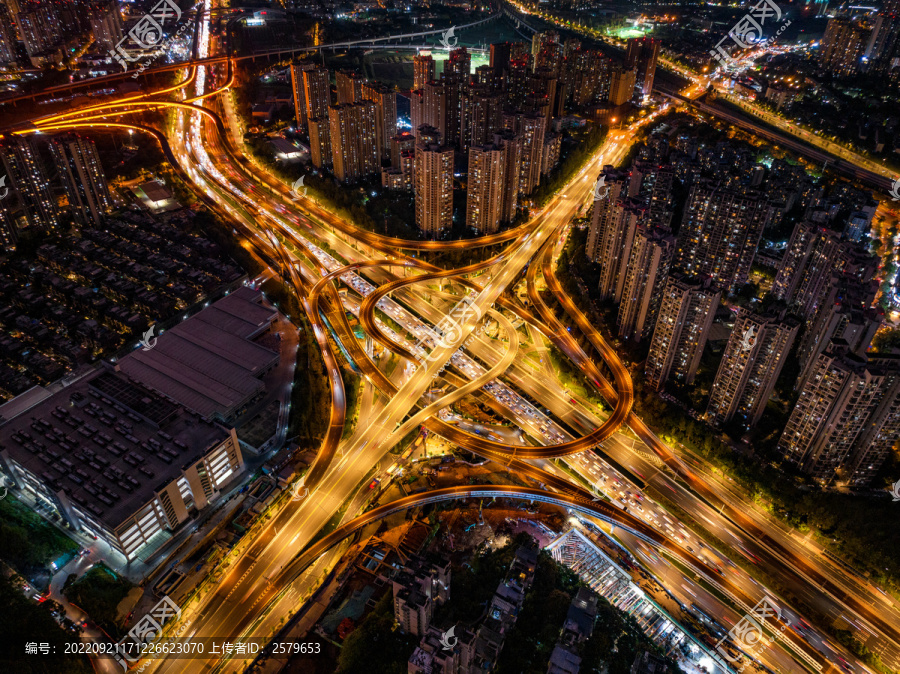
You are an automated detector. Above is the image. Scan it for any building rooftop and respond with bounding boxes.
[0,368,230,529]
[132,180,178,212]
[631,650,669,673]
[115,287,277,420]
[564,587,599,639]
[547,644,581,674]
[0,385,53,424]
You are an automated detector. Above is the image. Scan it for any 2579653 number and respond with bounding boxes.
[270,642,320,654]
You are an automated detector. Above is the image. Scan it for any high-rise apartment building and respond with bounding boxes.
[443,48,471,149]
[523,93,551,131]
[518,114,546,196]
[413,53,435,90]
[865,3,900,76]
[0,2,16,67]
[888,57,900,87]
[617,225,676,343]
[422,80,447,144]
[571,50,610,107]
[706,310,800,428]
[308,117,331,169]
[361,81,398,159]
[586,177,646,302]
[771,222,847,319]
[416,126,442,147]
[795,275,881,389]
[49,134,113,226]
[643,134,671,164]
[290,62,318,131]
[474,65,503,90]
[535,38,563,76]
[444,46,472,82]
[0,207,16,252]
[489,42,512,75]
[844,353,900,485]
[530,66,560,121]
[586,167,630,258]
[494,131,521,224]
[466,144,508,235]
[820,18,870,77]
[303,67,332,130]
[336,70,363,105]
[463,88,503,149]
[394,584,432,637]
[541,133,561,176]
[391,132,416,169]
[629,161,674,229]
[645,274,721,390]
[391,557,450,637]
[0,137,60,233]
[624,37,660,105]
[506,55,532,110]
[16,4,63,58]
[414,131,454,238]
[328,101,379,183]
[555,57,576,113]
[673,180,771,291]
[532,31,560,58]
[778,346,888,483]
[596,201,643,299]
[562,37,581,57]
[409,89,424,137]
[530,66,557,100]
[608,66,636,107]
[89,0,124,50]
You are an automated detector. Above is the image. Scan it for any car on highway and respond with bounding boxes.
[835,656,854,673]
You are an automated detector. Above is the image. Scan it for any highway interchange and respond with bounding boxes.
[4,3,900,673]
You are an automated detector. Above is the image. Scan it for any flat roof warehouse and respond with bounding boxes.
[0,289,284,559]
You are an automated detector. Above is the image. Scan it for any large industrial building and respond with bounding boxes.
[0,287,283,560]
[0,368,245,560]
